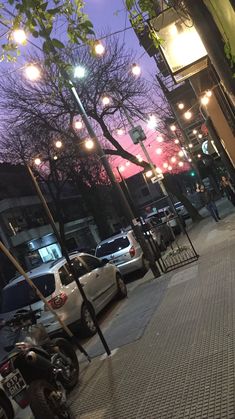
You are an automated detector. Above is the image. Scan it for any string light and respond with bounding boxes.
[137,155,143,162]
[188,158,192,162]
[163,162,168,169]
[157,136,163,143]
[131,63,141,76]
[117,128,124,136]
[145,170,153,178]
[189,143,193,148]
[74,65,86,79]
[119,165,125,173]
[53,156,58,160]
[193,129,197,134]
[198,134,203,139]
[156,167,162,174]
[94,41,105,55]
[12,29,27,44]
[177,103,184,110]
[206,90,212,97]
[184,111,192,120]
[34,158,41,166]
[168,165,172,171]
[174,139,179,144]
[178,150,184,157]
[102,96,111,106]
[170,124,176,132]
[156,148,162,155]
[197,153,201,158]
[147,115,157,129]
[178,161,184,167]
[171,156,177,163]
[74,120,83,130]
[25,64,41,81]
[55,140,62,148]
[200,96,209,106]
[85,139,94,150]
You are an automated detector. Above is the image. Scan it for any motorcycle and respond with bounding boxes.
[0,310,79,419]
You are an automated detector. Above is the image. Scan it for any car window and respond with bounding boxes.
[80,255,103,271]
[96,237,130,257]
[0,274,55,313]
[59,258,87,286]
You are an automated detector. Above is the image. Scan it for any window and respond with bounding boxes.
[96,237,130,257]
[80,255,102,271]
[59,258,87,286]
[0,274,55,313]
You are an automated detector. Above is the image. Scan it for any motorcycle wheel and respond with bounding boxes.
[28,379,72,419]
[52,338,79,390]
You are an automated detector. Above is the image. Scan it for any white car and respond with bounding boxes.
[0,253,127,337]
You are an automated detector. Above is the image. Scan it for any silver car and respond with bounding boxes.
[95,230,150,276]
[0,253,127,338]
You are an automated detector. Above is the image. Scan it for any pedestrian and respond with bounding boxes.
[220,175,235,206]
[197,184,221,222]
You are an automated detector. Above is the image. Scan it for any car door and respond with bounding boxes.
[80,255,116,312]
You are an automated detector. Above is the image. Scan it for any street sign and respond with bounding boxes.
[151,174,164,183]
[129,125,146,144]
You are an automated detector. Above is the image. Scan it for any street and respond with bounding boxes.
[69,198,235,418]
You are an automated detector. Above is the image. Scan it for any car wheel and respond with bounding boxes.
[81,303,97,337]
[116,274,127,299]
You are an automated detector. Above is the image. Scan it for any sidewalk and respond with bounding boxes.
[70,199,235,419]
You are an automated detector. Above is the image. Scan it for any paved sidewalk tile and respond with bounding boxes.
[70,204,235,419]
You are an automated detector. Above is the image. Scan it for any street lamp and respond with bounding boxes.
[85,139,94,150]
[131,63,141,76]
[150,7,208,83]
[102,96,110,106]
[25,64,41,81]
[12,29,27,44]
[94,41,105,56]
[74,65,86,79]
[55,140,62,148]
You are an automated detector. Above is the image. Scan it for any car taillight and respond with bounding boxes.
[129,246,136,258]
[48,292,68,310]
[0,361,12,378]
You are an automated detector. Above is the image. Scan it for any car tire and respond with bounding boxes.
[80,303,97,337]
[116,274,127,299]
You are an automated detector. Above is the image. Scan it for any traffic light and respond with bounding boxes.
[190,170,196,177]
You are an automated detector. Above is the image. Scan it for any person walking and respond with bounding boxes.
[220,175,235,206]
[197,184,221,222]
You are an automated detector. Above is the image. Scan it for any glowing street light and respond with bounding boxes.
[131,63,141,76]
[74,65,86,79]
[188,158,192,162]
[85,139,94,150]
[102,96,110,106]
[197,153,202,158]
[55,140,62,148]
[94,41,105,55]
[53,156,58,161]
[184,111,192,120]
[12,29,27,44]
[74,120,83,130]
[34,158,41,166]
[25,64,41,81]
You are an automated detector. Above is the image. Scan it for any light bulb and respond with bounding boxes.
[184,111,192,120]
[193,129,197,135]
[85,139,94,150]
[117,128,124,136]
[34,158,41,166]
[55,140,62,148]
[145,170,153,178]
[178,150,184,157]
[157,136,163,143]
[168,165,172,171]
[25,64,41,81]
[189,143,193,148]
[74,120,83,130]
[178,161,184,167]
[137,155,143,162]
[171,156,176,163]
[200,96,209,106]
[156,148,162,155]
[119,166,125,173]
[198,134,203,139]
[74,65,86,79]
[53,156,58,160]
[206,90,212,97]
[188,158,192,162]
[178,103,184,110]
[102,96,110,106]
[170,124,176,132]
[197,154,201,158]
[156,167,162,174]
[94,41,105,55]
[126,161,130,166]
[147,115,157,130]
[131,63,141,76]
[174,139,179,144]
[163,162,168,169]
[12,29,27,44]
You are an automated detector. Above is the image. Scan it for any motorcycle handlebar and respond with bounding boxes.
[0,309,42,329]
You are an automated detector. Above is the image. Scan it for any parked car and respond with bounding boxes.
[96,229,158,276]
[174,202,190,220]
[152,207,185,234]
[0,253,127,337]
[144,215,175,245]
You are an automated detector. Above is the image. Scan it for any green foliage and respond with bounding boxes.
[224,41,235,76]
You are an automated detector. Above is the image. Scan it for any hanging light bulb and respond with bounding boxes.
[157,136,163,143]
[188,158,192,162]
[189,143,193,148]
[178,150,184,157]
[174,139,179,144]
[74,65,86,79]
[170,124,176,132]
[163,162,168,169]
[145,170,153,178]
[200,95,209,106]
[147,115,157,129]
[126,161,130,166]
[156,148,162,155]
[94,41,105,55]
[131,63,141,76]
[184,111,192,120]
[85,139,94,150]
[168,165,172,171]
[12,29,27,44]
[137,155,143,162]
[178,161,184,167]
[171,156,177,163]
[25,64,41,81]
[74,120,83,130]
[117,128,124,136]
[197,153,202,158]
[198,134,203,139]
[53,155,58,161]
[102,96,110,106]
[34,158,41,166]
[177,103,184,110]
[55,140,62,148]
[206,90,212,97]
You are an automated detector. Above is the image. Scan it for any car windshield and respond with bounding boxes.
[0,274,55,313]
[96,237,130,257]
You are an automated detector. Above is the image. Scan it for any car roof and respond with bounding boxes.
[4,252,92,289]
[97,230,133,246]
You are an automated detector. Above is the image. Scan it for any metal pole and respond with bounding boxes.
[27,164,111,356]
